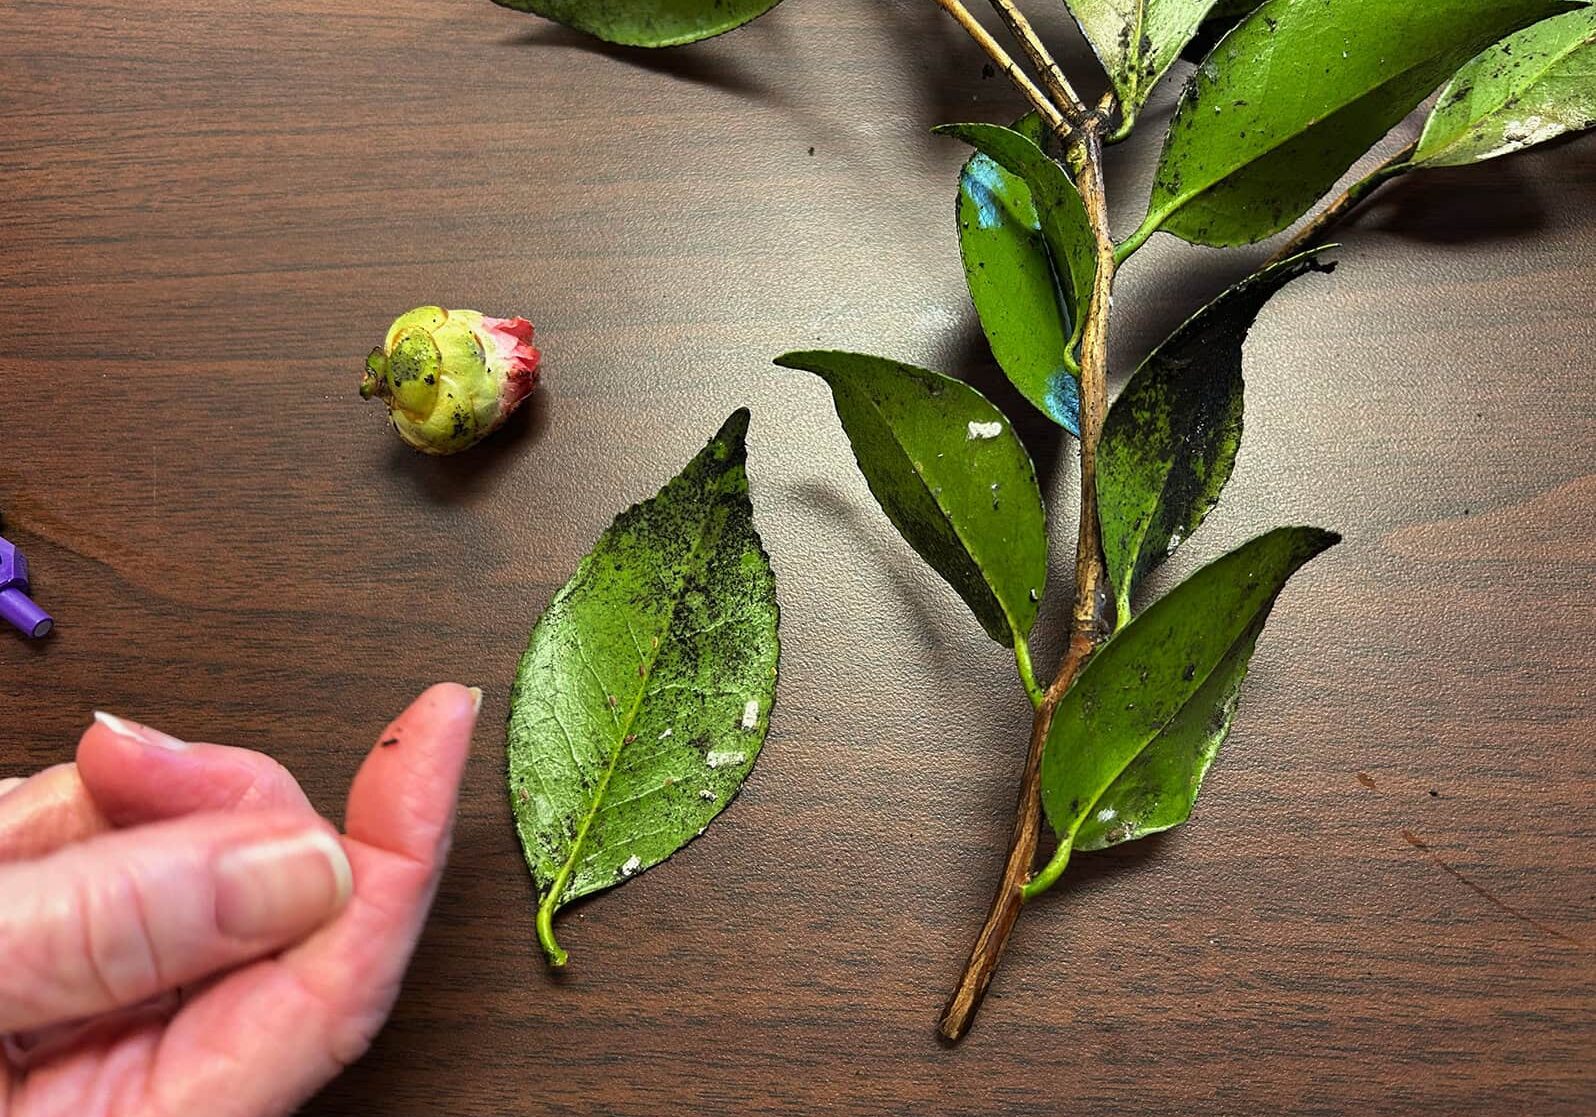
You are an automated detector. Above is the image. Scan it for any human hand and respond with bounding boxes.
[0,683,480,1117]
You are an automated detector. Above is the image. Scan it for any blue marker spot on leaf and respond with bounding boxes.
[1046,368,1081,436]
[961,155,1009,231]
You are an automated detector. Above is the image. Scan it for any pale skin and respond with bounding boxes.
[0,683,480,1117]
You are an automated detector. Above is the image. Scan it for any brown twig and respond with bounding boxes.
[938,116,1118,1043]
[936,627,1098,1040]
[985,0,1089,129]
[1267,140,1418,265]
[929,0,1067,134]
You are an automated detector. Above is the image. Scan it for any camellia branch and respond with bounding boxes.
[929,0,1067,134]
[986,0,1091,129]
[933,1,1117,1042]
[1267,140,1419,265]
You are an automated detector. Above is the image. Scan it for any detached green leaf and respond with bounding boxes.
[1143,0,1578,247]
[953,116,1082,435]
[777,349,1046,647]
[507,410,779,966]
[1415,7,1596,168]
[1098,250,1333,626]
[1034,527,1338,885]
[492,0,783,47]
[1066,0,1227,133]
[937,122,1096,390]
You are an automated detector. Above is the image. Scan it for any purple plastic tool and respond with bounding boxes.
[0,535,52,638]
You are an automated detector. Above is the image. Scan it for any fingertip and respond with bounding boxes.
[418,682,481,723]
[343,684,479,862]
[76,718,312,826]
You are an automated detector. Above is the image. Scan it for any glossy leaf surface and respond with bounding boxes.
[1067,0,1225,130]
[508,410,779,965]
[953,116,1082,434]
[1145,0,1578,246]
[1073,610,1261,850]
[1182,0,1265,63]
[938,122,1096,378]
[777,350,1046,647]
[491,0,783,47]
[1098,250,1333,625]
[1038,527,1339,863]
[1415,7,1596,168]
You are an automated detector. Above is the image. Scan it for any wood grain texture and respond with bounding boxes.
[1,0,1592,1112]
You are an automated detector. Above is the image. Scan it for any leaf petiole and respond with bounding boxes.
[536,897,569,967]
[1107,110,1136,145]
[1015,636,1044,710]
[1021,844,1070,901]
[1114,212,1164,266]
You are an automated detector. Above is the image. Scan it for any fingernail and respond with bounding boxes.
[467,686,483,715]
[93,710,190,752]
[214,829,353,939]
[0,776,24,798]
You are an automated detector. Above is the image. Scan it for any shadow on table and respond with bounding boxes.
[499,23,785,104]
[383,392,550,506]
[1357,156,1552,245]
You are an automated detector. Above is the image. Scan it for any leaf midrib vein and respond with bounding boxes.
[542,493,724,909]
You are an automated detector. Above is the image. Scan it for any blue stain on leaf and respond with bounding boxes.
[962,155,1010,230]
[954,125,1081,439]
[1046,369,1081,436]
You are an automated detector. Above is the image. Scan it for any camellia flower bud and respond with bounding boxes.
[361,306,541,454]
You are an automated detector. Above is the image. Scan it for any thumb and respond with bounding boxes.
[0,809,351,1034]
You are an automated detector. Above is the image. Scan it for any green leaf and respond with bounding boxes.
[507,410,779,966]
[491,0,783,47]
[1414,7,1596,168]
[1098,249,1333,627]
[1182,0,1266,64]
[1066,0,1228,134]
[936,122,1097,402]
[952,116,1082,435]
[1141,0,1580,247]
[1030,527,1339,892]
[1072,606,1260,850]
[776,349,1046,647]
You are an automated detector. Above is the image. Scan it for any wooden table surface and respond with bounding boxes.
[3,1,1593,1113]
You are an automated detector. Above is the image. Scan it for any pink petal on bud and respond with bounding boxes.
[478,314,541,414]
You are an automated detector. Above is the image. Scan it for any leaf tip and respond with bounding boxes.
[772,350,835,380]
[715,406,752,447]
[1290,525,1343,561]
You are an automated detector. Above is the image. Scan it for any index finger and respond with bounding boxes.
[0,764,109,861]
[141,684,480,1117]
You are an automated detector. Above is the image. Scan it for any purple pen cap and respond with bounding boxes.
[0,535,52,638]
